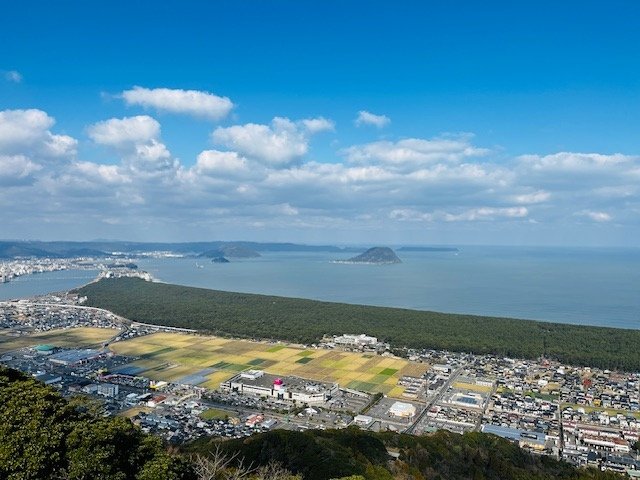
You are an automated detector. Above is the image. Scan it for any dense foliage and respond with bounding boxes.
[80,278,640,370]
[0,366,193,480]
[187,428,620,480]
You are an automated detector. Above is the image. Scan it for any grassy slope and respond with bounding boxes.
[78,278,640,370]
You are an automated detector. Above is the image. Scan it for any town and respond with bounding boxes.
[0,293,639,478]
[0,257,152,284]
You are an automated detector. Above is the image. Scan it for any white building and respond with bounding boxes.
[334,334,379,347]
[97,383,119,397]
[221,371,338,405]
[388,401,417,418]
[354,414,374,426]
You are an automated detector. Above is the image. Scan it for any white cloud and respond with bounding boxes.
[577,210,612,222]
[389,209,434,222]
[0,155,41,185]
[355,110,390,128]
[511,190,551,204]
[212,117,313,167]
[193,150,252,177]
[2,105,638,243]
[87,115,161,148]
[0,109,77,157]
[87,115,178,176]
[521,152,632,169]
[444,207,529,222]
[0,109,53,148]
[4,70,22,83]
[121,86,233,120]
[301,117,335,134]
[134,140,171,162]
[72,161,130,185]
[389,206,528,223]
[343,135,490,169]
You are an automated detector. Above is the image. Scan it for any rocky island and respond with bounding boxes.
[334,246,402,265]
[211,256,230,263]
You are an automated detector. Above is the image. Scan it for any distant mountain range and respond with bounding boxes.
[0,240,457,260]
[198,244,261,258]
[398,246,459,252]
[0,240,343,259]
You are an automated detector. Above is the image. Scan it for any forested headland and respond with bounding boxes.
[78,278,640,370]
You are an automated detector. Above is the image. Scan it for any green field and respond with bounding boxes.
[78,278,640,370]
[200,408,232,420]
[108,331,427,396]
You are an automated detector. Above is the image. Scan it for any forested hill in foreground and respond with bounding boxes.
[0,367,192,480]
[187,429,620,480]
[78,278,640,370]
[0,366,622,480]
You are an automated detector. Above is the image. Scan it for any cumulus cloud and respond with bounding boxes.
[520,152,632,171]
[212,117,325,167]
[72,161,130,185]
[87,115,160,148]
[355,110,390,128]
[343,135,490,170]
[511,190,551,205]
[4,70,22,83]
[444,207,529,222]
[121,86,233,120]
[2,103,639,243]
[301,117,335,134]
[0,109,77,158]
[577,210,612,222]
[87,115,177,176]
[389,206,528,223]
[0,155,41,185]
[192,150,253,177]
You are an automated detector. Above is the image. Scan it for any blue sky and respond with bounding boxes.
[1,1,639,245]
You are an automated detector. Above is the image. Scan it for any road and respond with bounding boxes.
[405,366,463,434]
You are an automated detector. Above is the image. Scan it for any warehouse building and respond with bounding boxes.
[48,348,106,366]
[388,401,417,418]
[221,370,338,405]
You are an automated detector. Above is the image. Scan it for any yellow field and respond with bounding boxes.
[0,327,118,353]
[120,406,153,418]
[452,381,493,393]
[109,332,428,397]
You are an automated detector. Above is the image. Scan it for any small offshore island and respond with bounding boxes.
[211,256,230,263]
[333,246,402,265]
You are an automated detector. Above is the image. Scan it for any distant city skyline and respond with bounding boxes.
[1,1,639,246]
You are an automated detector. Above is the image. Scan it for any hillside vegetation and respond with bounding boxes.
[187,428,620,480]
[79,278,640,370]
[0,366,193,480]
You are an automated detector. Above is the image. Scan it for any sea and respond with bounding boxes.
[1,246,639,330]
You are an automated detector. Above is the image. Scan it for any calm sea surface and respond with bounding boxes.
[0,269,99,302]
[1,247,638,329]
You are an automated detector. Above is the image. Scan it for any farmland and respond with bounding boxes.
[78,277,640,371]
[0,327,117,353]
[109,331,427,396]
